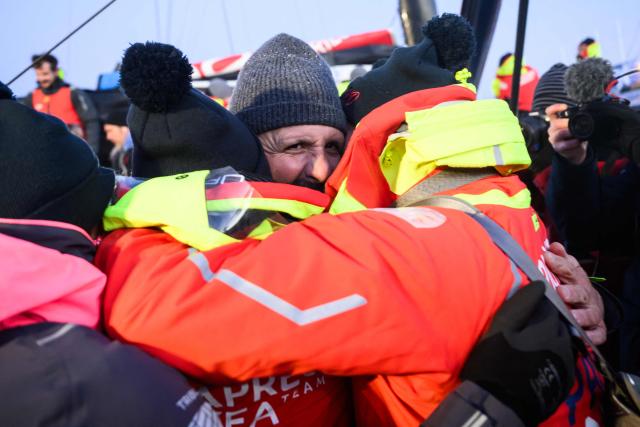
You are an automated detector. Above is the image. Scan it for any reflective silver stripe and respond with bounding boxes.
[217,269,367,326]
[507,259,522,299]
[36,323,76,346]
[493,145,504,165]
[187,252,367,326]
[461,411,489,427]
[189,251,215,282]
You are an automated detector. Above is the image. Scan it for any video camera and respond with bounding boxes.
[560,58,640,147]
[557,96,632,143]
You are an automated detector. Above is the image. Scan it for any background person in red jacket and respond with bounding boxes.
[23,53,102,154]
[577,37,602,61]
[492,52,540,114]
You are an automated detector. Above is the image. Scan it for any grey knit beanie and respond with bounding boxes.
[230,33,347,135]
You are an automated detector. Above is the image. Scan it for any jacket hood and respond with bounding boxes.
[326,84,530,213]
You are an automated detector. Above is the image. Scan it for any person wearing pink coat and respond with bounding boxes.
[0,81,217,427]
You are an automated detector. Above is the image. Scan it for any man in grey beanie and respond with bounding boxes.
[230,33,347,191]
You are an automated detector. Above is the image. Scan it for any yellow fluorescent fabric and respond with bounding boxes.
[379,99,531,195]
[454,68,472,84]
[103,170,239,250]
[103,170,329,250]
[337,80,351,96]
[205,198,325,219]
[329,179,368,214]
[452,188,532,209]
[587,42,601,58]
[532,212,541,231]
[492,77,503,97]
[496,55,528,77]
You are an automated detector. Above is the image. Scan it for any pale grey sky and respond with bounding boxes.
[2,0,639,99]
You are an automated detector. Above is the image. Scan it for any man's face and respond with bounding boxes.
[35,62,57,89]
[103,124,129,148]
[258,125,345,191]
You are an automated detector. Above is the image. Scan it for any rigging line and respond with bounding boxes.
[7,0,118,86]
[221,0,235,54]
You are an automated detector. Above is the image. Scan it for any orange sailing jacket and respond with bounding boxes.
[96,85,600,426]
[95,168,594,426]
[98,176,353,427]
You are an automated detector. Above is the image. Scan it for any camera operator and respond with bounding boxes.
[517,64,577,235]
[546,96,640,373]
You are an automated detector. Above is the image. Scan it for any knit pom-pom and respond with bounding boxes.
[422,13,475,72]
[120,42,192,112]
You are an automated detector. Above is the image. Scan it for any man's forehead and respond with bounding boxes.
[35,62,54,71]
[273,125,342,141]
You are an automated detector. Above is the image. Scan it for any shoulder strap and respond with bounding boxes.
[407,195,618,382]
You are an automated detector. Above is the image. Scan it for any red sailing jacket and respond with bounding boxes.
[493,65,540,112]
[32,86,82,126]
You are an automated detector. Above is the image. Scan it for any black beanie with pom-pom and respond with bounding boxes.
[341,13,476,125]
[121,42,271,179]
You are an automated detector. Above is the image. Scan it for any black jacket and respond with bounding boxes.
[547,149,640,372]
[0,323,216,427]
[546,149,639,259]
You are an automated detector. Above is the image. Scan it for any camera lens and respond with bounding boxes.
[569,111,595,140]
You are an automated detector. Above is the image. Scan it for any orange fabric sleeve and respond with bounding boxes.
[96,208,516,385]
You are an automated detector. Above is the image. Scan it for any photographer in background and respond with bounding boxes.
[546,58,640,373]
[517,64,577,234]
[523,64,575,178]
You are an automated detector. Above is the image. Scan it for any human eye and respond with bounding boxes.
[326,141,344,154]
[285,141,306,151]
